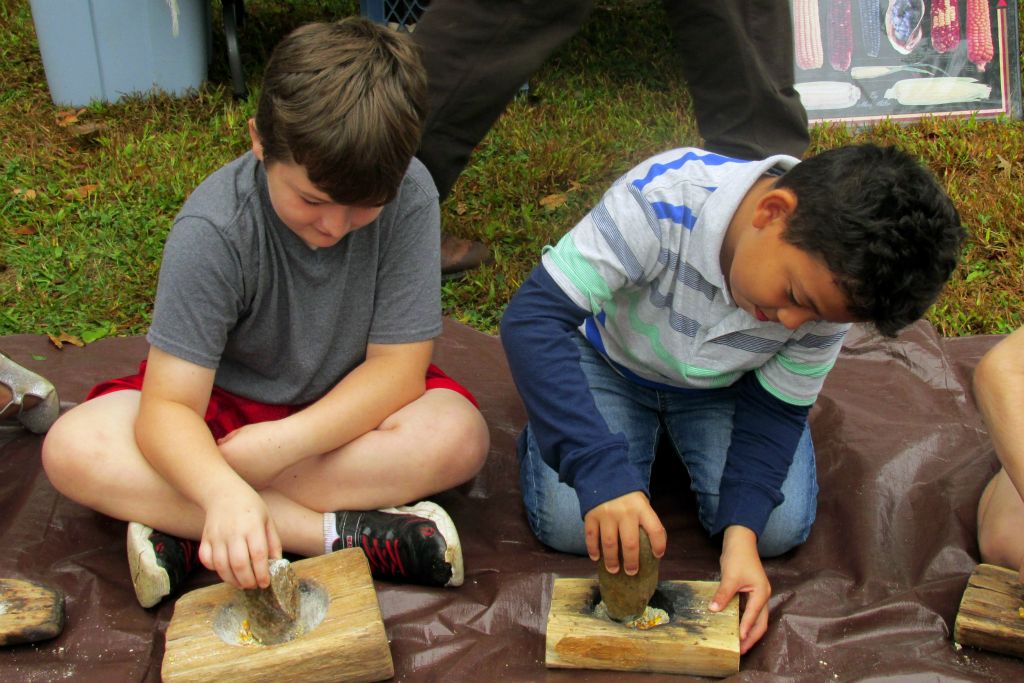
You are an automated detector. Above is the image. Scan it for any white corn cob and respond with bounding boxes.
[883,77,991,105]
[794,80,862,109]
[794,0,824,70]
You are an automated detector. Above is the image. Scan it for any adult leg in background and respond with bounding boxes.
[662,0,809,160]
[412,0,594,276]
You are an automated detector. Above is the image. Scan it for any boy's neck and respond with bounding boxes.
[719,176,778,278]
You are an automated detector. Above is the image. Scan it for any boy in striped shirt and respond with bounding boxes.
[501,144,963,652]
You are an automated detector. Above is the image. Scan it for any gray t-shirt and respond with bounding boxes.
[147,152,441,405]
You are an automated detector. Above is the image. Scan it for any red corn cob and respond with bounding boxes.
[966,0,994,72]
[828,0,854,71]
[930,0,960,53]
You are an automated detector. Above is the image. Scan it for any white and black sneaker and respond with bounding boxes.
[126,522,200,608]
[332,501,463,587]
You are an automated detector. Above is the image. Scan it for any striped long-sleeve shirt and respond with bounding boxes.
[501,148,850,536]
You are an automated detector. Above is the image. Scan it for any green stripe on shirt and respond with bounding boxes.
[755,368,817,406]
[620,290,738,386]
[774,352,836,378]
[543,236,612,313]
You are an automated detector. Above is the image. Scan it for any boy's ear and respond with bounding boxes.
[752,187,798,229]
[248,118,264,161]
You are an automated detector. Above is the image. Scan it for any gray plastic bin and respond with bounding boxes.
[29,0,208,107]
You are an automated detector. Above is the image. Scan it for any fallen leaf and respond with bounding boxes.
[81,322,115,344]
[68,121,108,140]
[539,193,568,210]
[56,108,86,127]
[14,225,37,235]
[568,180,582,193]
[456,202,467,216]
[65,184,99,200]
[47,333,85,349]
[23,189,37,200]
[996,154,1013,179]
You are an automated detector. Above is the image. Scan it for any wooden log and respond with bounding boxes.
[0,578,65,647]
[546,578,739,677]
[162,549,393,683]
[954,563,1024,658]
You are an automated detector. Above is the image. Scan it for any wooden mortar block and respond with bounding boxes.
[955,562,1024,659]
[546,577,739,677]
[0,578,65,647]
[162,549,393,683]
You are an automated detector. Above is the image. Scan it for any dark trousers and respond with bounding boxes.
[413,0,809,199]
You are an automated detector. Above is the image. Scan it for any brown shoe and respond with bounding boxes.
[441,233,491,281]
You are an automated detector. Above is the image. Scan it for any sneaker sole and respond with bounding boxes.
[126,522,171,608]
[382,501,464,587]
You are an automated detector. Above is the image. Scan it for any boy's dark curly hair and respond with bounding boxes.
[776,144,964,337]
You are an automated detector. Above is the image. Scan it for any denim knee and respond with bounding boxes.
[756,506,815,557]
[517,426,587,556]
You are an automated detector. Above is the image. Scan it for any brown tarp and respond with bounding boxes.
[1,319,1022,680]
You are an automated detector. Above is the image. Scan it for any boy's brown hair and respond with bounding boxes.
[255,17,427,206]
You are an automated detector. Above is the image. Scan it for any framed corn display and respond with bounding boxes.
[790,0,1021,124]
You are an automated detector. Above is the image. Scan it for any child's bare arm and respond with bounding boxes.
[135,346,280,590]
[217,339,434,487]
[710,525,770,655]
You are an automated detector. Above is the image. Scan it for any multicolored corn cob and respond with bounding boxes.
[794,0,824,70]
[930,0,960,53]
[859,0,882,57]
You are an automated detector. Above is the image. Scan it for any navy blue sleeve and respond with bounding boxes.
[500,265,648,517]
[711,371,810,537]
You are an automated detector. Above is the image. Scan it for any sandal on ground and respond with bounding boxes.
[0,352,60,434]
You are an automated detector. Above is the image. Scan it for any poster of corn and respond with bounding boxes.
[790,0,1021,124]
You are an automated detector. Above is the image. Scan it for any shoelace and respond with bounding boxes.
[361,535,407,577]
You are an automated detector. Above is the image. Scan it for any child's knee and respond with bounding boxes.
[41,410,96,491]
[422,393,489,481]
[756,516,812,558]
[531,515,588,556]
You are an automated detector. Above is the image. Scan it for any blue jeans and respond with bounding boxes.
[518,334,818,558]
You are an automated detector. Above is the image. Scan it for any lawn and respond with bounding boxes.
[2,0,1023,341]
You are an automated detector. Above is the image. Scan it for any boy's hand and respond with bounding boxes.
[584,491,666,575]
[710,525,770,655]
[197,484,283,590]
[217,422,291,489]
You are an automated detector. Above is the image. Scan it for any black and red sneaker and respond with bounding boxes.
[332,501,463,587]
[126,522,200,607]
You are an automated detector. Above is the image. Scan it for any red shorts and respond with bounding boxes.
[86,361,478,440]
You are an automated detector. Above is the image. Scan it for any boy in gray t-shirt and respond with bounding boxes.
[42,18,489,607]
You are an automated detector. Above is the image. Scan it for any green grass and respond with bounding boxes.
[2,0,1023,341]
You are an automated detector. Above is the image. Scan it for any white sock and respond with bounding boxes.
[323,512,340,555]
